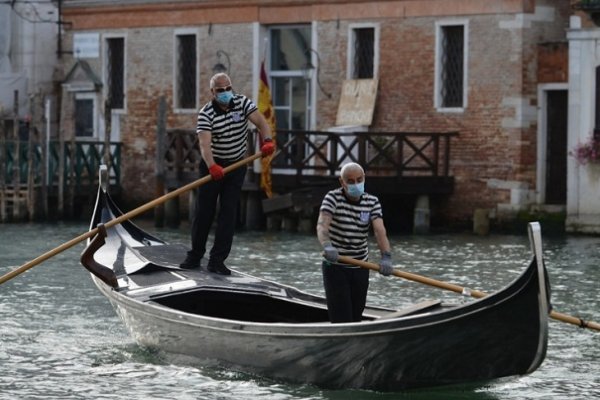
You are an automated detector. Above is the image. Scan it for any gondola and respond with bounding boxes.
[81,166,551,391]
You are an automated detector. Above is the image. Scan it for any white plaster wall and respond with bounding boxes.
[10,2,58,96]
[566,20,600,233]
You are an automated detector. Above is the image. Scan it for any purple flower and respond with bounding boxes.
[569,134,600,165]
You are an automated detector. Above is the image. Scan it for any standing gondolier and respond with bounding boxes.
[316,162,394,322]
[180,72,275,274]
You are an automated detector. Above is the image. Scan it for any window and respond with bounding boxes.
[351,28,374,79]
[269,25,312,167]
[105,37,125,110]
[175,33,197,110]
[74,94,96,138]
[435,21,468,110]
[596,66,600,133]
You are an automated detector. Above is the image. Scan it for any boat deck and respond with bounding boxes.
[108,244,446,323]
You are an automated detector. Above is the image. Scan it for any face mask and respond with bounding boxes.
[346,181,364,198]
[216,91,233,105]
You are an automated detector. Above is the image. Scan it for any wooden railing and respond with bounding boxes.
[272,130,458,177]
[162,129,457,194]
[1,140,121,190]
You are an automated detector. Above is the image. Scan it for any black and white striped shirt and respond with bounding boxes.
[320,187,383,262]
[196,94,258,162]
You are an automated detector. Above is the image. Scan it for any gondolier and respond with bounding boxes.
[181,72,275,273]
[317,162,394,323]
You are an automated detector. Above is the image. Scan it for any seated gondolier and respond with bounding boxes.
[316,162,394,323]
[180,72,275,274]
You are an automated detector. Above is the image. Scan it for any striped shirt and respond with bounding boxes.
[196,94,258,162]
[320,187,383,262]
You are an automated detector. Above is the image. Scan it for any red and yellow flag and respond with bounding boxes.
[258,60,276,198]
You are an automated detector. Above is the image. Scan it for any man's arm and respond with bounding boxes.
[197,130,215,167]
[248,110,272,141]
[372,217,391,255]
[316,212,333,246]
[317,211,339,262]
[373,217,393,276]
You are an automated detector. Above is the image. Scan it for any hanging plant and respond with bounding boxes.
[570,133,600,165]
[573,0,600,25]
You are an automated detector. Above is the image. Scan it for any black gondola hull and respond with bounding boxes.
[83,177,549,391]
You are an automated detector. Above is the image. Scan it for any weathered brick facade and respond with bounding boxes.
[60,0,572,227]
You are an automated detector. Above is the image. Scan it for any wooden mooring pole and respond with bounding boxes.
[0,115,6,222]
[26,95,36,221]
[154,96,166,228]
[104,99,112,177]
[40,98,50,219]
[13,90,21,220]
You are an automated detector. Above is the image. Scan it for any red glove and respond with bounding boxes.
[209,163,224,181]
[261,138,275,157]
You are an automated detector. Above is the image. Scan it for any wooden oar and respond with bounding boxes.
[337,255,600,332]
[0,152,263,285]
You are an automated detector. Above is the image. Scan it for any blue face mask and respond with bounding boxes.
[346,181,364,198]
[216,90,233,105]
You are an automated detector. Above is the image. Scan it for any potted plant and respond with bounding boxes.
[574,0,600,26]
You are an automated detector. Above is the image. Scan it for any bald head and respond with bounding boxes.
[340,163,364,181]
[210,73,231,89]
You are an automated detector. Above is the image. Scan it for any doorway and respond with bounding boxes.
[539,88,568,205]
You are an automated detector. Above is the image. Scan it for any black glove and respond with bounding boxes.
[379,251,393,276]
[323,242,339,262]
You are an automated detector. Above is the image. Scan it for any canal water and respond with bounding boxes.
[0,221,598,399]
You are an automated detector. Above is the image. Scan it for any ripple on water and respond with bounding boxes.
[0,224,598,399]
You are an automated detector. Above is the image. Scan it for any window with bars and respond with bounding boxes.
[106,37,125,110]
[438,25,465,109]
[351,27,375,79]
[176,34,197,109]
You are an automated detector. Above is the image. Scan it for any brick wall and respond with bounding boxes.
[122,24,259,205]
[313,3,569,224]
[59,0,572,225]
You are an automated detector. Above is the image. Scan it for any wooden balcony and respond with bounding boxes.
[162,129,458,197]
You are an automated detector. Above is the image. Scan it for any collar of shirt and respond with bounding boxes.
[211,96,236,115]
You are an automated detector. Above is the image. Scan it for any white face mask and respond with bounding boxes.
[346,181,364,198]
[215,90,233,105]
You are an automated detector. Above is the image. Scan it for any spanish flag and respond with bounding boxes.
[258,60,276,198]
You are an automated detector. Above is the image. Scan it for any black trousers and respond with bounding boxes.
[322,261,370,323]
[188,160,247,266]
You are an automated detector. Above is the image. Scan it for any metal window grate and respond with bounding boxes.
[106,38,124,110]
[440,26,464,108]
[177,35,197,109]
[353,28,374,79]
